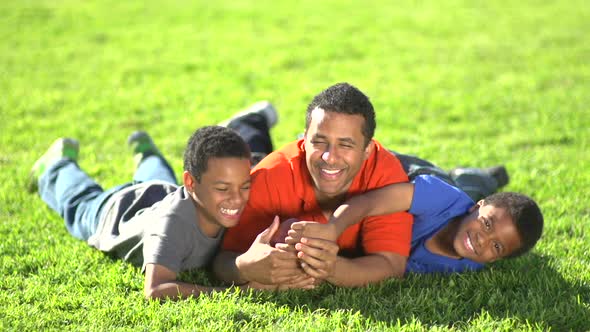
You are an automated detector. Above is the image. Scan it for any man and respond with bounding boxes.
[213,82,413,288]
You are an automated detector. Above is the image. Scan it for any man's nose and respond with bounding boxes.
[321,145,337,163]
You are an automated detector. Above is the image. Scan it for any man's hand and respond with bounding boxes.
[286,221,340,244]
[235,216,308,285]
[292,236,339,280]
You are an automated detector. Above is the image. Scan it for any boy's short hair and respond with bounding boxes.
[183,126,251,182]
[482,192,544,258]
[305,82,376,147]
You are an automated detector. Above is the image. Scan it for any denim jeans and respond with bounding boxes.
[226,113,273,166]
[38,155,177,241]
[391,151,499,202]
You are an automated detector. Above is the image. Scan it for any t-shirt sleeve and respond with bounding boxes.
[360,212,413,256]
[142,214,190,273]
[410,175,470,218]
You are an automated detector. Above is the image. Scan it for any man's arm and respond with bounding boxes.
[327,253,407,286]
[294,237,407,287]
[144,263,224,300]
[289,182,415,242]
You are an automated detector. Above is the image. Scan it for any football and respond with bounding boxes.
[269,218,298,246]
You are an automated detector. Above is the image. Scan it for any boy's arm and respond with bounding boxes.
[289,182,416,241]
[144,263,225,300]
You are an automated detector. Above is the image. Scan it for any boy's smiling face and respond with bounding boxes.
[184,157,251,238]
[453,201,523,263]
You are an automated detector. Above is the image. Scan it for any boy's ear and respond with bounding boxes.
[468,200,484,213]
[183,171,196,192]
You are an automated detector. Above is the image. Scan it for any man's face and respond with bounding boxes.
[453,201,523,263]
[187,157,251,237]
[304,107,373,201]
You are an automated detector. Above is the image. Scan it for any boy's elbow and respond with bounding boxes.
[212,250,241,284]
[144,287,159,300]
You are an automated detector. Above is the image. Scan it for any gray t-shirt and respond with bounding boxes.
[88,181,224,273]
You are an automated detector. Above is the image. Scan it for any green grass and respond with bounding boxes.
[1,0,589,330]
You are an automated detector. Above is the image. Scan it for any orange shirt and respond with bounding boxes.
[222,139,413,257]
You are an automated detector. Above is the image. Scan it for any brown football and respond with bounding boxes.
[269,218,298,246]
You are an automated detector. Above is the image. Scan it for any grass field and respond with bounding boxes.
[1,0,589,330]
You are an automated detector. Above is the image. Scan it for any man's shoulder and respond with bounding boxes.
[252,140,304,175]
[360,139,408,185]
[371,140,404,165]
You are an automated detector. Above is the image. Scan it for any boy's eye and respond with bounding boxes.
[493,242,503,255]
[241,185,250,191]
[482,218,491,230]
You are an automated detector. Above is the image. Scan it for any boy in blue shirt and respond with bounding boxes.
[287,174,543,275]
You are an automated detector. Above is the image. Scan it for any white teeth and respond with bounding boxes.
[466,235,474,252]
[322,169,340,175]
[220,207,238,215]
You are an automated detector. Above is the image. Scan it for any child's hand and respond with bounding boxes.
[286,221,340,243]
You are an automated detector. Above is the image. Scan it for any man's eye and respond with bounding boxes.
[215,188,228,192]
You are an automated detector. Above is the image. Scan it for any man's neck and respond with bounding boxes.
[315,192,347,221]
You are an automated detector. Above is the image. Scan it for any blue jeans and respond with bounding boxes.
[38,155,177,241]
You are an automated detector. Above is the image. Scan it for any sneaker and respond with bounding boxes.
[483,165,510,188]
[219,101,278,129]
[449,165,510,201]
[450,165,510,188]
[27,138,79,192]
[127,131,161,169]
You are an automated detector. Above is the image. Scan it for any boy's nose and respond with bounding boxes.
[229,190,246,205]
[477,232,489,249]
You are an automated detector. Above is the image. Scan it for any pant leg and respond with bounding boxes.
[227,113,273,166]
[38,159,115,241]
[391,151,455,186]
[449,170,499,202]
[133,155,177,184]
[391,151,500,201]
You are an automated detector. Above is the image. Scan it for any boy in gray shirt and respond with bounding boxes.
[28,126,252,300]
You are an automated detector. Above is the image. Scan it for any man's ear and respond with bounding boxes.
[468,200,484,213]
[363,140,375,159]
[183,171,196,192]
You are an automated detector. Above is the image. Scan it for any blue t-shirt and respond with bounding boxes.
[406,175,485,274]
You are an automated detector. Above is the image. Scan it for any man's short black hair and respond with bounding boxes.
[305,82,376,146]
[183,126,251,182]
[483,192,544,258]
